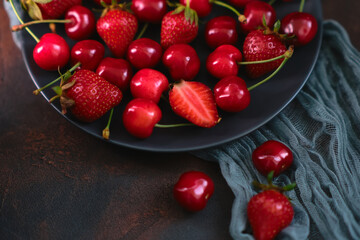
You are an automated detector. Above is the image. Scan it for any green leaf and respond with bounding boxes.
[26,0,43,20]
[262,14,267,28]
[184,6,191,22]
[52,85,62,96]
[172,6,185,15]
[267,171,274,184]
[33,0,53,3]
[283,182,297,191]
[274,20,281,33]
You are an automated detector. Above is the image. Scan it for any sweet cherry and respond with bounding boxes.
[64,5,96,40]
[162,43,200,81]
[70,40,105,71]
[227,0,256,8]
[239,1,276,34]
[130,69,169,103]
[205,16,238,49]
[206,45,242,79]
[280,12,318,46]
[173,171,214,212]
[127,38,162,69]
[131,0,167,23]
[252,140,293,177]
[179,0,212,18]
[214,76,250,112]
[122,98,162,139]
[33,33,70,71]
[96,57,133,91]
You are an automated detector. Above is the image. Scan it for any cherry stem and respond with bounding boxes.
[155,123,194,128]
[33,62,81,95]
[136,22,149,40]
[247,46,294,92]
[299,0,305,12]
[211,0,242,17]
[238,54,286,65]
[12,19,72,32]
[8,0,40,42]
[247,57,289,91]
[102,108,114,140]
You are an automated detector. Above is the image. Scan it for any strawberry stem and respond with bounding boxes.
[8,0,40,42]
[102,108,114,140]
[299,0,305,12]
[136,22,149,40]
[247,46,294,91]
[33,62,81,95]
[12,19,72,32]
[211,0,243,18]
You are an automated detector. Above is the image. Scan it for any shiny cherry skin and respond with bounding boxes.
[70,40,105,71]
[94,0,112,5]
[131,0,167,23]
[252,140,293,177]
[206,45,242,79]
[127,38,162,69]
[162,44,200,81]
[173,171,214,212]
[280,12,318,46]
[240,1,276,34]
[123,98,162,139]
[130,69,169,103]
[205,16,238,49]
[227,0,256,8]
[96,57,133,91]
[33,33,70,71]
[65,5,96,40]
[214,76,250,112]
[180,0,211,18]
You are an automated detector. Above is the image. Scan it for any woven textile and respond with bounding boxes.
[193,20,360,240]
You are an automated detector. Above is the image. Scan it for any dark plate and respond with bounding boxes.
[18,0,322,152]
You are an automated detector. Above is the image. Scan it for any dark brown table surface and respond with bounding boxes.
[1,1,359,239]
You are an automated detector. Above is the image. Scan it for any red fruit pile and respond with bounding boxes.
[173,140,296,240]
[247,140,295,240]
[10,0,318,139]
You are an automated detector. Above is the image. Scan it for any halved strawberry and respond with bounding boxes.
[169,80,220,128]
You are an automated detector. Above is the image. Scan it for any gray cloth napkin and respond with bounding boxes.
[193,20,360,240]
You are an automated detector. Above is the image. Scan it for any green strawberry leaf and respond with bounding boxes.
[262,14,267,28]
[184,6,191,22]
[33,0,53,3]
[52,85,63,96]
[26,0,43,20]
[274,20,281,33]
[172,5,185,15]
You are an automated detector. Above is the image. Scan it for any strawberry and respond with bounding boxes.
[243,28,287,79]
[247,189,294,240]
[58,69,122,122]
[169,80,220,128]
[21,0,82,20]
[160,4,199,49]
[97,5,138,58]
